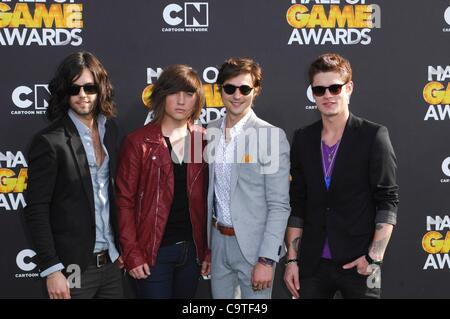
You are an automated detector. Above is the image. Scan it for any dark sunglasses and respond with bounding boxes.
[311,83,347,97]
[222,84,253,96]
[68,84,98,96]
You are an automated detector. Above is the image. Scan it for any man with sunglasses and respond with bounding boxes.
[206,57,290,298]
[24,51,124,299]
[284,53,399,299]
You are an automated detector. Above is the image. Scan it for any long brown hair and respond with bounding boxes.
[46,51,117,121]
[149,64,205,124]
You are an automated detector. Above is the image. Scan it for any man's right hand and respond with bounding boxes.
[47,271,70,299]
[129,263,150,279]
[284,262,300,299]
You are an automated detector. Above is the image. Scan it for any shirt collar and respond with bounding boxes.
[68,109,106,136]
[222,108,253,140]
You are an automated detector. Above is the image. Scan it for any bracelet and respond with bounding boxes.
[285,258,299,266]
[258,257,275,267]
[365,254,383,266]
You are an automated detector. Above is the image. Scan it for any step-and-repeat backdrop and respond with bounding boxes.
[0,0,449,298]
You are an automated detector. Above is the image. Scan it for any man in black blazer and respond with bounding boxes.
[284,53,399,299]
[24,52,123,299]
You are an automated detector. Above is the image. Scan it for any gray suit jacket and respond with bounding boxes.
[206,110,290,264]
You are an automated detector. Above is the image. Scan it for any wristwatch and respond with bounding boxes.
[258,257,275,267]
[365,254,382,266]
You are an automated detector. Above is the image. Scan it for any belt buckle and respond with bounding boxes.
[96,251,106,268]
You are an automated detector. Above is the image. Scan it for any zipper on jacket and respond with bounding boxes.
[188,163,206,198]
[188,163,207,264]
[151,167,161,261]
[137,191,144,223]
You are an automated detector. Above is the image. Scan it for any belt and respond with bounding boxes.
[92,250,111,268]
[212,218,235,236]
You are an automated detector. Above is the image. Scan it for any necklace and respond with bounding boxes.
[327,143,338,162]
[321,140,341,189]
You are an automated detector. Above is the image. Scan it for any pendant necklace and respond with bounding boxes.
[321,140,341,189]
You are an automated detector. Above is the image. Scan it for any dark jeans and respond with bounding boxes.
[69,261,124,299]
[134,240,201,299]
[300,258,381,299]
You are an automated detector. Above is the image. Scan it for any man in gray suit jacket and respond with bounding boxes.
[205,58,290,299]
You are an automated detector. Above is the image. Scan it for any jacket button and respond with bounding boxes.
[326,208,331,212]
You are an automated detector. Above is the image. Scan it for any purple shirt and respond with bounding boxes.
[321,141,340,259]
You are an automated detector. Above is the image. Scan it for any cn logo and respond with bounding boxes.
[163,3,209,27]
[12,85,50,110]
[445,7,450,26]
[306,85,315,103]
[442,157,450,177]
[16,249,37,272]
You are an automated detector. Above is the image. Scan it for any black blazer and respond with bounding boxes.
[289,113,399,278]
[24,114,120,274]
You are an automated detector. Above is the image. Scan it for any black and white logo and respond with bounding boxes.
[305,85,317,110]
[16,249,36,272]
[162,2,209,32]
[444,6,450,32]
[441,157,450,183]
[15,249,39,279]
[11,84,49,116]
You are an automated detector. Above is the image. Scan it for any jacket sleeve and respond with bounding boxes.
[24,135,62,272]
[259,127,291,262]
[116,135,147,270]
[369,126,399,225]
[288,129,306,228]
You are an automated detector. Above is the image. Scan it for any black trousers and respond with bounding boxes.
[300,258,381,299]
[69,261,124,299]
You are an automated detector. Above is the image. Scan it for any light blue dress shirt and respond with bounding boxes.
[40,111,119,277]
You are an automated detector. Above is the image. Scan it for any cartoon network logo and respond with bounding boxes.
[441,157,450,183]
[11,84,49,116]
[15,249,39,278]
[443,7,450,32]
[305,85,317,110]
[162,2,209,32]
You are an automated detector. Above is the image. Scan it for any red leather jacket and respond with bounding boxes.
[116,123,209,270]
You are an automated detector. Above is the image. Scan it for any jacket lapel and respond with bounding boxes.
[103,121,116,186]
[207,118,223,193]
[103,121,115,163]
[63,116,96,219]
[230,111,257,197]
[309,121,328,193]
[327,113,360,192]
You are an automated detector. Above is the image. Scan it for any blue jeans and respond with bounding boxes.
[134,241,201,299]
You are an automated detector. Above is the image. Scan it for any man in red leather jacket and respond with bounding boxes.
[116,64,210,298]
